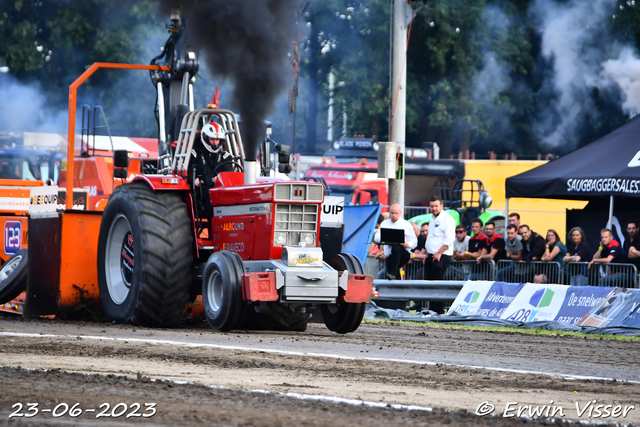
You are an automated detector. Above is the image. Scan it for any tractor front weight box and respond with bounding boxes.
[343,274,373,304]
[242,272,278,302]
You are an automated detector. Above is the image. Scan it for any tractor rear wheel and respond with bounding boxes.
[97,182,193,327]
[202,250,245,331]
[0,248,28,304]
[321,253,366,334]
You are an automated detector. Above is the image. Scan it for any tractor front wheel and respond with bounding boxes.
[321,253,366,334]
[97,182,193,327]
[202,250,246,331]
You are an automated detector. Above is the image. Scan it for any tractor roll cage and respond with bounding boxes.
[169,109,245,177]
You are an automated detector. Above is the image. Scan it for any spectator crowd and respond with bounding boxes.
[371,208,639,287]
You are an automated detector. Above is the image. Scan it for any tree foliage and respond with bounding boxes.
[0,0,164,135]
[1,0,638,155]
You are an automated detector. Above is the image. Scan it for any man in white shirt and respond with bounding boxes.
[444,224,472,280]
[373,203,417,280]
[424,196,455,280]
[452,224,470,259]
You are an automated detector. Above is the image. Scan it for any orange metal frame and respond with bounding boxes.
[66,63,170,209]
[58,211,103,307]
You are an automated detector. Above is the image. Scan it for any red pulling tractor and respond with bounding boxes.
[0,64,371,333]
[1,12,372,333]
[98,106,372,333]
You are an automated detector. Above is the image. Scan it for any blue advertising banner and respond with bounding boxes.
[342,204,382,264]
[475,282,525,318]
[578,288,640,328]
[447,282,640,331]
[552,286,616,325]
[611,291,640,328]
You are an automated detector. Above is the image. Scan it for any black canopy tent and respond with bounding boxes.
[505,114,640,233]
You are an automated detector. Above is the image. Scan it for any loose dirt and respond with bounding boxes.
[0,316,638,426]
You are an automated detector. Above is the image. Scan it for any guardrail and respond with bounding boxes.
[372,280,465,302]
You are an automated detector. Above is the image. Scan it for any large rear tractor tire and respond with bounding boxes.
[321,253,366,334]
[202,250,246,331]
[0,248,28,304]
[97,182,193,327]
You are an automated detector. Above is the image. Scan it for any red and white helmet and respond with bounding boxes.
[202,122,225,144]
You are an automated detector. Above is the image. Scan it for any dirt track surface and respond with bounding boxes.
[0,316,639,426]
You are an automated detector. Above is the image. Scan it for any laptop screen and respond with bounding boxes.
[380,228,405,245]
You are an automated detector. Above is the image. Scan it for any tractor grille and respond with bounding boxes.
[274,203,318,247]
[274,183,323,202]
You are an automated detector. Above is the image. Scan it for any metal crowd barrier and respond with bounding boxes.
[364,254,424,280]
[385,258,495,281]
[365,256,639,304]
[496,260,562,284]
[404,259,424,280]
[566,262,638,288]
[443,259,495,281]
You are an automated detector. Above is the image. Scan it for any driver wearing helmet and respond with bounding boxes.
[191,122,233,188]
[188,122,234,219]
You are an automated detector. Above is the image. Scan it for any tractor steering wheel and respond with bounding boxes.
[213,159,244,175]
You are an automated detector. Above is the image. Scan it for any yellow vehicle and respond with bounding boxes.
[461,160,587,237]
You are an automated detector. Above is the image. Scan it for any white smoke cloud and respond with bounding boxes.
[471,51,513,142]
[530,0,640,147]
[601,46,640,117]
[468,5,514,142]
[473,5,512,101]
[0,74,67,133]
[530,0,617,147]
[472,53,511,106]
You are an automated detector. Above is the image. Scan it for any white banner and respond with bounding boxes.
[0,197,29,212]
[29,186,59,213]
[321,196,344,225]
[499,283,568,323]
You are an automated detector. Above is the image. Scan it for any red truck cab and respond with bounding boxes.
[304,158,388,207]
[304,137,388,207]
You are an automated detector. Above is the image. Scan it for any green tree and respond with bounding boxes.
[0,0,46,75]
[292,0,390,153]
[405,0,546,156]
[0,0,165,136]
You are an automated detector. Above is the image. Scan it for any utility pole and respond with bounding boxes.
[389,0,408,210]
[327,70,334,143]
[342,100,347,136]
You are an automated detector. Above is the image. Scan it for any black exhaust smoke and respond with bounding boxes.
[157,0,298,161]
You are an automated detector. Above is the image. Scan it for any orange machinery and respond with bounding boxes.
[0,63,170,317]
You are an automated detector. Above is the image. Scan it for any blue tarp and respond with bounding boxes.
[342,204,382,264]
